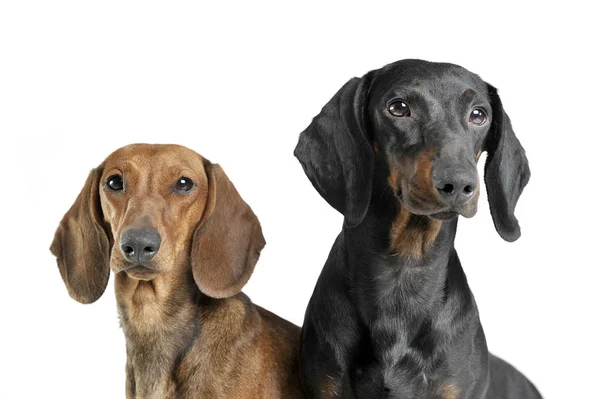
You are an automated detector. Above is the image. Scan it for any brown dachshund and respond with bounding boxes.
[51,144,304,399]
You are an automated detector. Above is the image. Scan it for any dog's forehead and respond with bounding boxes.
[103,143,206,171]
[372,60,488,100]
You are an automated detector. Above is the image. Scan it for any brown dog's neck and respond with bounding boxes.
[114,268,260,398]
[115,269,198,396]
[115,270,197,332]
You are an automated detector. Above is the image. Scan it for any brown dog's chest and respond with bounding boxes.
[118,283,302,399]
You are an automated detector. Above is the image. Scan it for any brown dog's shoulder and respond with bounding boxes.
[255,305,304,398]
[256,305,301,337]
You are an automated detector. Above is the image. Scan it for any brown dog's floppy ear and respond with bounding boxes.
[484,84,531,242]
[294,74,375,227]
[50,168,111,304]
[191,163,265,299]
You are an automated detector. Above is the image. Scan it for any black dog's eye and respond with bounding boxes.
[175,177,194,193]
[107,175,124,191]
[388,101,411,117]
[469,109,488,126]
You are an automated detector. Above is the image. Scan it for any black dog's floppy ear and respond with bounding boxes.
[484,84,531,242]
[294,74,375,227]
[50,167,111,304]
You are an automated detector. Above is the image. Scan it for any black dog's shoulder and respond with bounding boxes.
[487,355,542,399]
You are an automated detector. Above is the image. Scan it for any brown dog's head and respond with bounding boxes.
[51,144,265,304]
[295,59,530,242]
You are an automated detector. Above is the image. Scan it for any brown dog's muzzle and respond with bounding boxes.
[117,228,162,280]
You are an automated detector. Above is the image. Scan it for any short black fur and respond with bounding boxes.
[295,59,540,398]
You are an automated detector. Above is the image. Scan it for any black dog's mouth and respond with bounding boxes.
[396,188,451,218]
[429,210,459,220]
[425,204,477,220]
[397,189,476,220]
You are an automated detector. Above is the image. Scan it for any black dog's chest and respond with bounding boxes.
[349,263,460,398]
[352,323,450,396]
[350,342,456,399]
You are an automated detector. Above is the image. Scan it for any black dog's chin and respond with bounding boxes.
[398,194,451,218]
[403,199,478,221]
[430,204,478,220]
[396,189,477,220]
[429,211,459,221]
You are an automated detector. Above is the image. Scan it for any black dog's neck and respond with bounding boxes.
[341,180,477,368]
[343,200,460,309]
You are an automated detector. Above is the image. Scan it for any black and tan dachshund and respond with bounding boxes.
[294,60,541,398]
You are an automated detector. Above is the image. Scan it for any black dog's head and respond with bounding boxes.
[295,59,529,242]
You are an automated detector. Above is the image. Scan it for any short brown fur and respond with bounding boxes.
[51,144,304,398]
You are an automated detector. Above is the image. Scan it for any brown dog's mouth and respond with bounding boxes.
[121,264,160,281]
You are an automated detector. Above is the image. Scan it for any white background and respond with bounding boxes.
[1,1,598,398]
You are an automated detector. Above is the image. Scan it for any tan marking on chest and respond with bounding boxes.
[320,374,341,397]
[440,383,460,399]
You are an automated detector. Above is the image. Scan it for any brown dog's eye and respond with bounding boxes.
[388,101,411,117]
[107,175,124,191]
[469,109,488,126]
[175,177,194,193]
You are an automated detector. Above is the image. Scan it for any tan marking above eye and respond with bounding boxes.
[462,89,476,99]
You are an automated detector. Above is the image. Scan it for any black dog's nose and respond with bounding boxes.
[120,229,161,264]
[433,169,478,205]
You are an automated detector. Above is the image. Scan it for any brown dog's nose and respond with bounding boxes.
[120,228,161,264]
[433,168,478,206]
